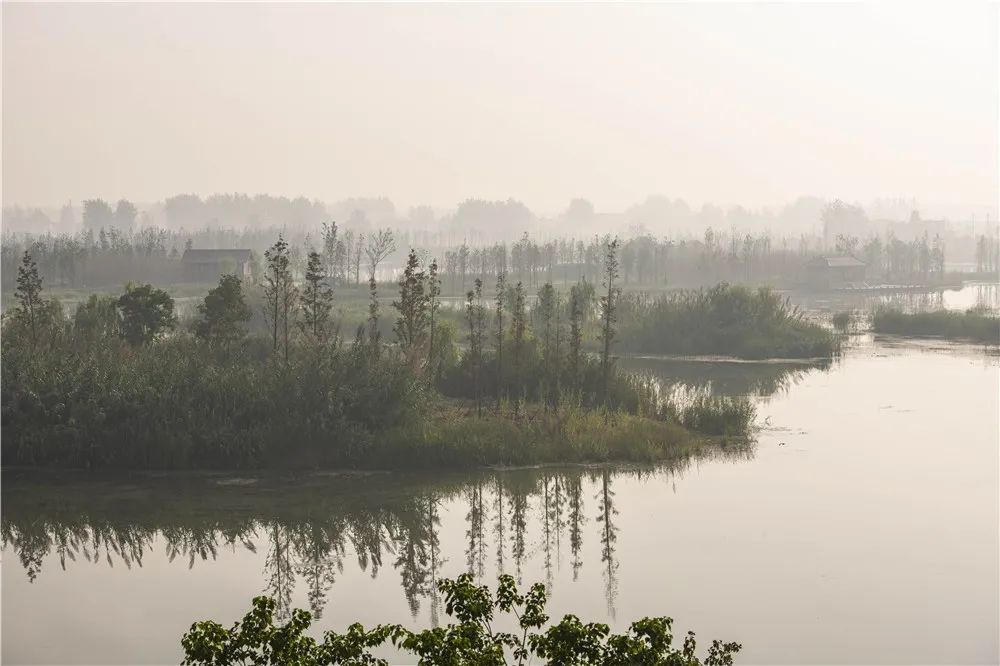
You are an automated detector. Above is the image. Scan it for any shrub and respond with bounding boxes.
[181,574,742,666]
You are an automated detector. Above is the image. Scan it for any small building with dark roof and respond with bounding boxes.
[804,255,867,289]
[181,249,253,283]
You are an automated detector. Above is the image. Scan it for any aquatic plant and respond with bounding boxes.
[679,396,757,437]
[871,307,999,344]
[831,310,853,332]
[616,283,838,360]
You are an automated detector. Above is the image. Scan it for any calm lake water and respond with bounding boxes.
[3,336,999,664]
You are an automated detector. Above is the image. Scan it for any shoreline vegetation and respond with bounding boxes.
[4,238,777,471]
[871,307,1000,344]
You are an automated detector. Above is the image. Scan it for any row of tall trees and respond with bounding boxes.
[975,233,999,273]
[835,231,948,282]
[3,232,757,472]
[460,237,624,418]
[8,250,179,350]
[6,218,994,297]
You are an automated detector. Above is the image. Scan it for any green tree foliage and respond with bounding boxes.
[82,199,114,229]
[195,274,253,345]
[567,285,584,396]
[465,279,487,416]
[181,574,741,666]
[366,277,381,350]
[458,242,470,292]
[365,228,396,281]
[117,283,177,345]
[3,235,760,471]
[13,250,44,347]
[114,199,139,229]
[510,281,528,416]
[427,258,442,377]
[74,294,121,344]
[301,251,334,342]
[535,283,559,413]
[494,272,507,411]
[599,238,621,414]
[393,249,430,368]
[321,221,339,280]
[263,236,297,360]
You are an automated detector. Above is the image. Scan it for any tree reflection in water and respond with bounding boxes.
[3,452,753,623]
[618,356,831,404]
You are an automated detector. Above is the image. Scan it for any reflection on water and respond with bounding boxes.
[789,282,999,315]
[2,453,751,628]
[3,337,997,665]
[618,355,830,401]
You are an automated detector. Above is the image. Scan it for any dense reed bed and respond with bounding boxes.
[872,307,999,343]
[617,283,839,359]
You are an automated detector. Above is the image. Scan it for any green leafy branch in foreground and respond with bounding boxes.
[182,574,741,666]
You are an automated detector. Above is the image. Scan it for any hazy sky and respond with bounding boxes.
[3,2,997,214]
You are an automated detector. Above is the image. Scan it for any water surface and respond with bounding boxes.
[3,336,998,665]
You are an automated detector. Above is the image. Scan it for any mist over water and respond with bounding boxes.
[3,3,999,664]
[4,333,997,665]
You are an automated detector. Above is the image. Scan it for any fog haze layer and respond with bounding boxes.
[3,2,997,214]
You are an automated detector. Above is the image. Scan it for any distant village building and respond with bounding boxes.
[181,249,253,282]
[804,256,867,289]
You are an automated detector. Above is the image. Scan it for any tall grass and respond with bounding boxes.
[832,310,854,332]
[2,329,756,471]
[678,396,757,437]
[872,307,1000,343]
[618,283,838,359]
[373,403,707,469]
[1,335,425,469]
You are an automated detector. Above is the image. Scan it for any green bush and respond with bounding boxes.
[181,574,742,666]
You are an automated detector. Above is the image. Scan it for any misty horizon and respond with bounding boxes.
[2,3,998,665]
[4,2,997,217]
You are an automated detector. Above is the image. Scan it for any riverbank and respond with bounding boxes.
[0,396,754,472]
[372,399,753,469]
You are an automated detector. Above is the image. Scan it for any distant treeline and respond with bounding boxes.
[6,192,996,239]
[6,215,995,297]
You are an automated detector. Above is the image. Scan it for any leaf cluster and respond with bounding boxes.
[182,574,741,666]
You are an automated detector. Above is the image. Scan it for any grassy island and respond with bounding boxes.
[617,283,838,359]
[872,307,1000,344]
[2,242,756,471]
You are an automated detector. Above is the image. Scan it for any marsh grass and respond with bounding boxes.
[832,310,854,332]
[678,395,758,436]
[2,331,755,470]
[872,307,999,343]
[618,283,839,359]
[377,402,713,469]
